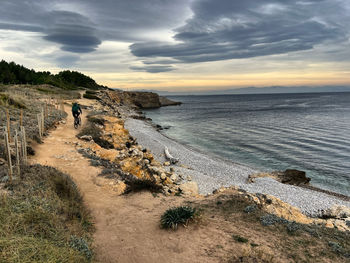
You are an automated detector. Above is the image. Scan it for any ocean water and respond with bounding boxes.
[143,92,350,197]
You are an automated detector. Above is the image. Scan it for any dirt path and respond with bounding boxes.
[28,99,222,263]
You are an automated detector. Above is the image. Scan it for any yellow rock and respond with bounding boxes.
[112,181,127,195]
[325,220,334,228]
[333,219,350,231]
[262,195,313,224]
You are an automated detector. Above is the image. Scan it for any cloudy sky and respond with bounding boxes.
[0,0,349,91]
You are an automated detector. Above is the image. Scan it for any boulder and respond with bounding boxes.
[79,135,93,141]
[160,173,167,180]
[248,169,310,186]
[170,174,177,182]
[323,205,350,219]
[282,169,310,185]
[148,166,163,176]
[163,161,171,166]
[179,181,198,196]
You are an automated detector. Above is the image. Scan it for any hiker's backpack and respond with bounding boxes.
[72,103,80,112]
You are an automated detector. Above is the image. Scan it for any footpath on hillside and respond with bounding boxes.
[28,97,217,263]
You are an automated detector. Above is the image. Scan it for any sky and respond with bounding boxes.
[0,0,349,92]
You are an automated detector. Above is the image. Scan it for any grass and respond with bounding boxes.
[160,206,198,230]
[0,93,26,109]
[35,85,81,99]
[0,84,69,147]
[196,193,350,262]
[0,165,93,262]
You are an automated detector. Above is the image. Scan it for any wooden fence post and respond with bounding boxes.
[45,102,48,118]
[37,113,42,138]
[14,130,20,176]
[60,100,65,112]
[41,108,45,133]
[4,127,13,182]
[20,109,23,127]
[20,126,27,164]
[6,109,11,143]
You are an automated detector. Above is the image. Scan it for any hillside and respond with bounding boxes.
[0,60,105,90]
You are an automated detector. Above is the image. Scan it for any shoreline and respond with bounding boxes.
[124,114,350,217]
[140,111,350,202]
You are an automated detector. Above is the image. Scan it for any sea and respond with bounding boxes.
[143,92,350,197]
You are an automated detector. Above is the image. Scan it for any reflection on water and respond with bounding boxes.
[144,92,350,196]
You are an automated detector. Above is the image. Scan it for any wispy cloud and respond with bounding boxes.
[129,65,175,73]
[131,0,350,65]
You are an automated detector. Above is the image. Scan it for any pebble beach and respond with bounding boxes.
[125,118,350,217]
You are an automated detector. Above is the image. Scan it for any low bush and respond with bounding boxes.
[233,235,249,243]
[87,115,105,126]
[160,206,197,230]
[0,93,26,109]
[85,90,98,95]
[78,122,114,149]
[125,178,163,194]
[83,93,100,100]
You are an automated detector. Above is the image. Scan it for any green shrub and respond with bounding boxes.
[125,178,163,194]
[160,206,197,230]
[85,90,98,95]
[83,93,100,100]
[233,235,249,243]
[87,115,105,126]
[69,235,93,260]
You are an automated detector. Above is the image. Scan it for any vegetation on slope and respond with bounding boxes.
[0,165,94,262]
[0,60,105,90]
[184,192,350,262]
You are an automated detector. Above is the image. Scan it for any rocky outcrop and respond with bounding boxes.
[75,113,193,197]
[248,169,311,186]
[125,92,161,108]
[159,96,182,106]
[211,186,350,232]
[103,90,180,109]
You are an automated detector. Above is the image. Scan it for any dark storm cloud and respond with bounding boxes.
[0,22,44,32]
[1,0,349,71]
[0,2,101,53]
[131,0,350,63]
[44,11,101,53]
[0,0,190,55]
[129,65,175,73]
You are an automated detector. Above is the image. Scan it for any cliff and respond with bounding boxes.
[104,90,181,109]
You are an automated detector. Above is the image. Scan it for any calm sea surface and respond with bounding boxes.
[144,92,350,196]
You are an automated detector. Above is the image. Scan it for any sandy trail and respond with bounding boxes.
[29,99,219,263]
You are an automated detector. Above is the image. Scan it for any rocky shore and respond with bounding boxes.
[82,89,350,231]
[124,118,350,216]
